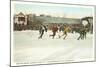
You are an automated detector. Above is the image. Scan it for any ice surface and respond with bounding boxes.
[12,30,95,65]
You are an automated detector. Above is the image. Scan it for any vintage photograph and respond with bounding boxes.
[11,1,95,66]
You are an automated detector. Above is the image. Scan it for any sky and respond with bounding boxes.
[12,1,94,18]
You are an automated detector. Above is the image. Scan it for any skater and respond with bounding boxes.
[49,25,58,39]
[77,27,87,40]
[59,26,69,39]
[38,24,47,39]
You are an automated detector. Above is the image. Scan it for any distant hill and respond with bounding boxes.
[36,16,81,24]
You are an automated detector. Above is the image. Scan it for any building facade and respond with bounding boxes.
[14,12,27,25]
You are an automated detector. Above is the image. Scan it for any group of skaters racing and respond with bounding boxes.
[38,24,89,40]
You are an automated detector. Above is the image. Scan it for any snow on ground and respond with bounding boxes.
[13,30,95,65]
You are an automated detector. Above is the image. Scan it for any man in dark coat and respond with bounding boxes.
[38,24,47,39]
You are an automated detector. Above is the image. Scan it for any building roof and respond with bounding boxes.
[15,12,25,17]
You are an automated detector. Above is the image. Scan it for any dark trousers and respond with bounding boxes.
[77,33,83,40]
[77,31,87,40]
[38,30,44,39]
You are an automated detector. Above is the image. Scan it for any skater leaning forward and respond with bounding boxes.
[49,25,58,39]
[59,26,69,39]
[38,24,47,39]
[77,26,87,40]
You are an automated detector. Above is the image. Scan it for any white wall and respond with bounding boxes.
[0,0,98,67]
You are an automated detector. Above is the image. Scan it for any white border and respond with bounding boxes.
[11,1,96,66]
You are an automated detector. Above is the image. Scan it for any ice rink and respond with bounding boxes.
[12,30,95,65]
